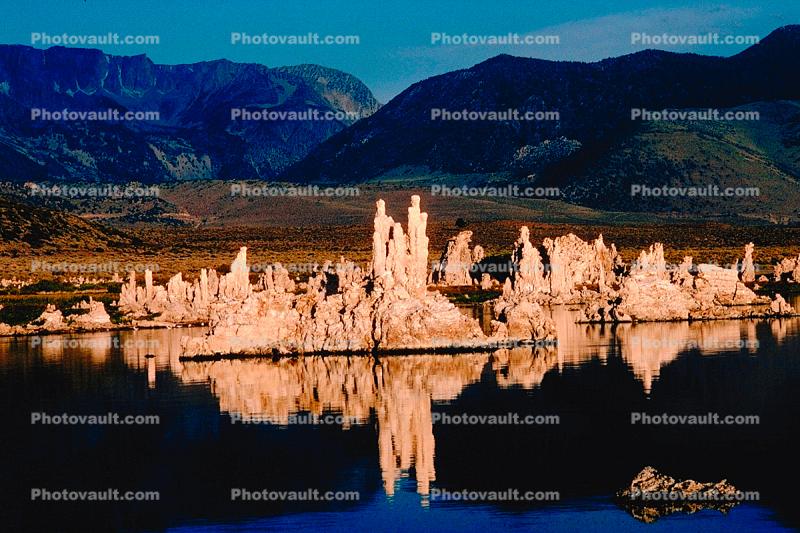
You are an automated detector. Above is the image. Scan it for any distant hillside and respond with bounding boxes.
[0,194,135,253]
[553,100,800,217]
[0,45,379,183]
[284,25,800,217]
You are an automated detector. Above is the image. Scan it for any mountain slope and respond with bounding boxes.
[0,45,379,182]
[0,194,135,252]
[284,25,800,211]
[556,100,800,217]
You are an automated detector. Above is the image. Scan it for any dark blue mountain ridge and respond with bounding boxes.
[0,44,380,182]
[284,24,800,197]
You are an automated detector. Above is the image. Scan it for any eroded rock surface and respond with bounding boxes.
[740,242,756,283]
[617,466,742,523]
[0,298,113,335]
[69,298,112,326]
[491,226,622,338]
[773,253,800,282]
[429,230,484,286]
[582,243,794,323]
[181,196,552,357]
[544,233,621,300]
[497,227,623,307]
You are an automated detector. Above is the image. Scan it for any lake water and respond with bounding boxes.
[2,296,799,532]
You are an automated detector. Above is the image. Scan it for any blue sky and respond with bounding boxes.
[2,0,798,102]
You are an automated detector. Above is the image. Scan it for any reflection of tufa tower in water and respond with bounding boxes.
[170,350,557,497]
[374,361,436,496]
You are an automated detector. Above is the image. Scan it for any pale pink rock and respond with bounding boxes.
[671,256,694,287]
[430,230,477,286]
[218,247,251,301]
[740,243,755,283]
[472,244,485,265]
[0,277,32,290]
[631,243,667,280]
[794,255,800,283]
[770,294,795,315]
[544,233,621,299]
[773,255,798,282]
[493,227,557,341]
[512,226,547,295]
[36,304,65,330]
[69,298,111,326]
[182,196,554,357]
[494,299,556,340]
[583,243,788,323]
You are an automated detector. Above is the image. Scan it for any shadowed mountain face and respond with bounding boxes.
[285,26,800,214]
[0,45,379,183]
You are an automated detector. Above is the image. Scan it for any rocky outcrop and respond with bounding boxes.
[181,196,554,357]
[490,226,620,338]
[496,227,622,308]
[508,226,548,296]
[771,293,795,314]
[0,298,113,335]
[489,226,559,340]
[69,297,112,326]
[116,249,300,326]
[617,466,743,523]
[0,277,32,290]
[36,304,66,330]
[429,230,485,286]
[118,266,219,323]
[582,243,794,323]
[544,233,621,299]
[773,253,800,282]
[739,242,756,283]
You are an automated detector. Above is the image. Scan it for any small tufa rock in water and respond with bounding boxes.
[616,466,742,523]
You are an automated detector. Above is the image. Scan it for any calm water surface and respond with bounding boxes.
[2,296,799,532]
